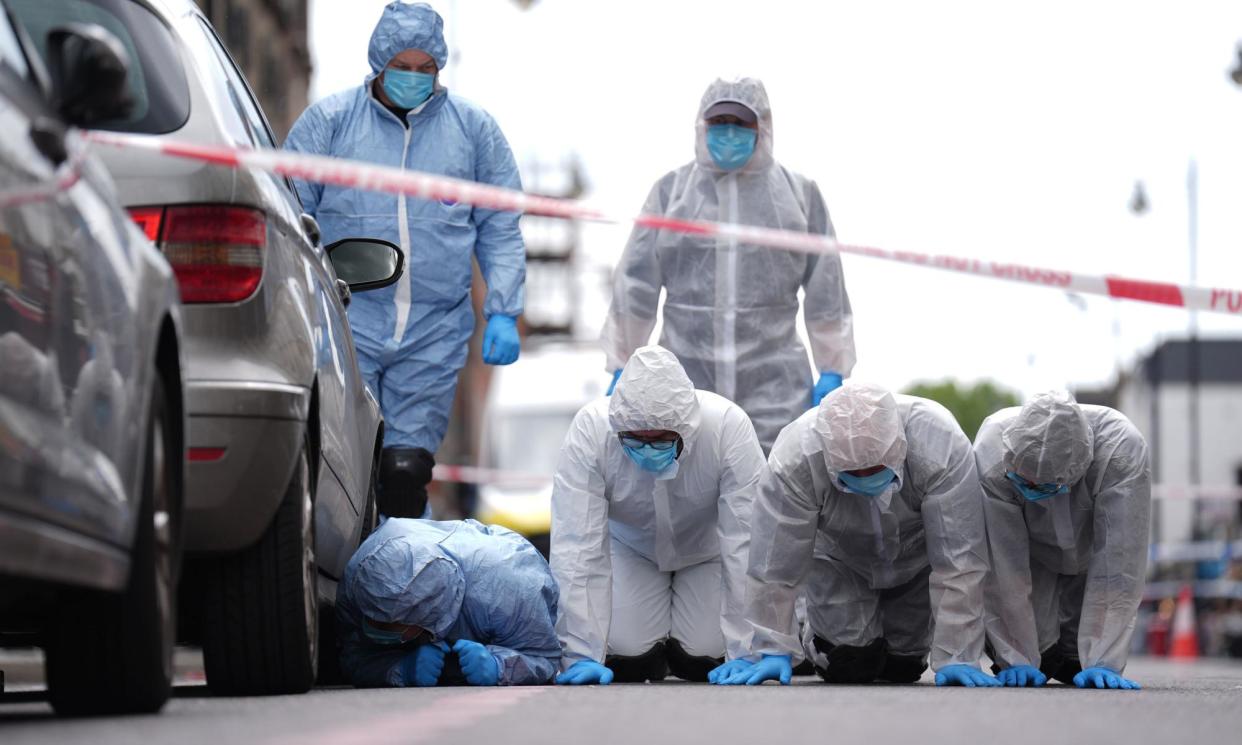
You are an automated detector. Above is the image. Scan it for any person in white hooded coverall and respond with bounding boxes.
[714,382,997,687]
[599,78,855,454]
[976,391,1151,690]
[550,346,767,684]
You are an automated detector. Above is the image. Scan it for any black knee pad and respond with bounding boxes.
[812,636,888,684]
[879,652,927,683]
[378,447,434,518]
[605,642,668,683]
[1039,645,1081,686]
[665,638,722,682]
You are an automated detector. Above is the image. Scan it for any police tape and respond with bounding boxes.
[81,130,1242,317]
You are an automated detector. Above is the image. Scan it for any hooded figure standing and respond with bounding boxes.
[976,392,1151,690]
[285,2,525,518]
[600,78,855,454]
[336,518,560,687]
[550,346,767,684]
[714,382,996,687]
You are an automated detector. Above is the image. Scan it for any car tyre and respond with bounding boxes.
[201,437,317,695]
[46,373,181,715]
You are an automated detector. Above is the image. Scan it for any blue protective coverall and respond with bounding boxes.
[284,1,525,452]
[337,518,561,686]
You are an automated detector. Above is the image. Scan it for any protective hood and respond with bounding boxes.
[814,382,908,481]
[694,77,774,173]
[608,345,701,448]
[1001,390,1094,485]
[368,1,449,74]
[349,531,466,640]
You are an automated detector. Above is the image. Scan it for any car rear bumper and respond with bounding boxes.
[183,381,309,553]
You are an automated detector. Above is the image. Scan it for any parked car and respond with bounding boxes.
[6,0,393,695]
[476,344,609,557]
[0,7,185,714]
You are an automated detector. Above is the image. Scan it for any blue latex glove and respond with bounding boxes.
[482,315,520,365]
[606,369,622,396]
[555,660,614,685]
[811,372,844,407]
[452,639,500,686]
[707,658,754,684]
[721,654,792,686]
[1073,666,1140,690]
[934,664,1000,687]
[398,641,449,687]
[997,664,1047,687]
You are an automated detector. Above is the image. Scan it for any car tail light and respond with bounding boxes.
[188,447,227,462]
[128,206,163,242]
[127,205,266,303]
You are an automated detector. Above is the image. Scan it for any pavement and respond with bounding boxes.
[1,652,1239,745]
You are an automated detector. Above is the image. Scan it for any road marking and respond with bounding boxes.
[267,686,545,745]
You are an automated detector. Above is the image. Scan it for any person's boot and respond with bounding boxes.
[378,447,434,518]
[666,638,722,682]
[811,636,888,684]
[878,652,928,683]
[605,642,668,683]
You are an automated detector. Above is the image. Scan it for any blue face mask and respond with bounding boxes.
[838,467,897,497]
[1005,471,1068,502]
[623,443,679,474]
[382,68,435,109]
[705,124,757,170]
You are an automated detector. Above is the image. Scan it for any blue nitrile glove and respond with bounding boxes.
[1073,666,1140,690]
[482,315,520,365]
[707,658,754,684]
[934,664,1000,687]
[722,654,792,686]
[452,639,500,686]
[997,664,1048,687]
[399,641,449,687]
[606,369,622,396]
[555,659,614,685]
[812,372,843,407]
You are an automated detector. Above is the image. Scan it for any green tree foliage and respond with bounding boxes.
[902,380,1021,441]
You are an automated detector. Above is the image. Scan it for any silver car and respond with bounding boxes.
[0,10,184,714]
[7,0,394,695]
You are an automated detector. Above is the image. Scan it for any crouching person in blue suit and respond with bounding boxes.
[337,518,561,686]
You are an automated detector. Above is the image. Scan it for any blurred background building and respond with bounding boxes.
[196,0,311,139]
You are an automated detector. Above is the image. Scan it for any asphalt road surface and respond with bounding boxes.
[1,652,1239,745]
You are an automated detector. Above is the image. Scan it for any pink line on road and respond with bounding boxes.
[267,687,546,745]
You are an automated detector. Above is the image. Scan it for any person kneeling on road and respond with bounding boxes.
[336,518,560,686]
[712,382,997,687]
[977,391,1150,690]
[551,345,766,684]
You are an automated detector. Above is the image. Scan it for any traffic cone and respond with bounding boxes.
[1168,584,1200,659]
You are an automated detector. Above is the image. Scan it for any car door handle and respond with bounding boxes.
[336,278,351,308]
[300,213,321,246]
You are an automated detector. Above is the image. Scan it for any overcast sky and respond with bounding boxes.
[307,0,1242,397]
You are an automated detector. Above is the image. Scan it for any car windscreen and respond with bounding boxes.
[490,411,576,475]
[8,0,189,134]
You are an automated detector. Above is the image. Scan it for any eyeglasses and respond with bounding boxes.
[617,433,680,451]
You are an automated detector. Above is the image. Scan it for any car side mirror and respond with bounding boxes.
[46,23,134,127]
[326,238,404,293]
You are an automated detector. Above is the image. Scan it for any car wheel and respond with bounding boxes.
[46,373,181,715]
[201,436,317,695]
[316,454,380,687]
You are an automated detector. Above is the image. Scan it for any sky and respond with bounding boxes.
[307,0,1242,397]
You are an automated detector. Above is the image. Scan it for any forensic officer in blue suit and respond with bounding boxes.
[285,1,525,518]
[337,518,561,687]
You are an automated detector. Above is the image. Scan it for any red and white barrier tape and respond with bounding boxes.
[432,463,549,488]
[83,130,1242,317]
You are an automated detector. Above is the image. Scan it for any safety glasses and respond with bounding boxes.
[617,433,680,451]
